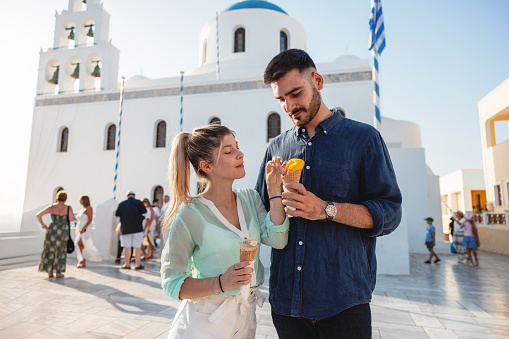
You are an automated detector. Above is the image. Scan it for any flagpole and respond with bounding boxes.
[372,51,381,129]
[216,11,220,81]
[179,71,184,132]
[113,76,125,201]
[369,0,385,129]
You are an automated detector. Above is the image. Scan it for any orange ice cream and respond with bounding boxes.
[283,158,305,192]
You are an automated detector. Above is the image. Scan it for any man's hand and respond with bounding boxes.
[282,182,327,220]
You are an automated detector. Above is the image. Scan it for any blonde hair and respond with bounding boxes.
[163,125,234,236]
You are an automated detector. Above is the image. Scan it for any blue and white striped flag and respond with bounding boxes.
[369,0,385,55]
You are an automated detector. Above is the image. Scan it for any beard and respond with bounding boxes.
[289,86,322,127]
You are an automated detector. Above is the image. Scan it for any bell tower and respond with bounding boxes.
[36,0,119,95]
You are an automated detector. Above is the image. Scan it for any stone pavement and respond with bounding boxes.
[0,250,508,339]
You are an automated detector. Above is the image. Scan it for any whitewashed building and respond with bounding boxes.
[16,0,443,273]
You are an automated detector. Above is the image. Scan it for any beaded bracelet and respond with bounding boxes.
[218,274,225,293]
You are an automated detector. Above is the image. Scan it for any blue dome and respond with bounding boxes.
[224,1,288,15]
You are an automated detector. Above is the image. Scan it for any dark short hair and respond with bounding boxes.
[263,49,317,85]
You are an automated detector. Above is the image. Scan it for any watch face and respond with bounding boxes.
[326,204,336,217]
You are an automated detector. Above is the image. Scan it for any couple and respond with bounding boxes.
[160,49,402,339]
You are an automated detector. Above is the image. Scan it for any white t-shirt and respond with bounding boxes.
[454,217,465,232]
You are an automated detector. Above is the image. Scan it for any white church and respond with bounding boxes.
[17,0,441,274]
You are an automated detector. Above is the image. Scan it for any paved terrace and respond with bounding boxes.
[0,250,508,339]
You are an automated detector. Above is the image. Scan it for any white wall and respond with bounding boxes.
[388,148,431,254]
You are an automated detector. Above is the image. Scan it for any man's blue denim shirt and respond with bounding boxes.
[255,110,402,319]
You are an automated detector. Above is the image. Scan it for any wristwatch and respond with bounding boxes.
[324,201,337,221]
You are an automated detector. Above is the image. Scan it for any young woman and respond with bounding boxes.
[161,125,289,339]
[142,198,155,259]
[36,191,75,278]
[74,195,102,268]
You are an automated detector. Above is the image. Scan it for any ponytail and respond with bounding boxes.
[163,132,191,236]
[162,125,235,237]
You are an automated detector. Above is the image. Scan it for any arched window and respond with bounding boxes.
[156,121,166,148]
[209,117,221,125]
[106,124,116,150]
[234,28,245,53]
[267,113,281,141]
[59,127,69,152]
[280,31,288,52]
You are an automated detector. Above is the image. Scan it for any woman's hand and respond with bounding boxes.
[42,224,48,229]
[220,261,254,292]
[79,228,86,234]
[265,156,286,194]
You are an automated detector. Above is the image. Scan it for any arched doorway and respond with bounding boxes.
[153,186,164,208]
[53,187,65,202]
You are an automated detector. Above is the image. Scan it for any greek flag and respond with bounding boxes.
[369,0,385,55]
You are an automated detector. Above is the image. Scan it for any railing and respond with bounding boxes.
[474,211,508,227]
[488,213,506,226]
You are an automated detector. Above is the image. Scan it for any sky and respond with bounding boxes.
[1,0,508,232]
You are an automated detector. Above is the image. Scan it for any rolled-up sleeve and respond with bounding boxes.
[160,215,194,301]
[252,190,289,249]
[254,149,272,212]
[359,131,402,237]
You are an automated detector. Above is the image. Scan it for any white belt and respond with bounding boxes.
[208,288,265,325]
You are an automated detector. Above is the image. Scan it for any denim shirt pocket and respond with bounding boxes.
[312,159,351,201]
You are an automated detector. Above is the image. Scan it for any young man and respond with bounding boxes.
[255,49,402,339]
[424,217,440,264]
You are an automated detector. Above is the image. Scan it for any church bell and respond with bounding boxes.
[71,63,80,79]
[67,28,75,40]
[91,62,101,77]
[86,26,94,37]
[82,0,87,3]
[49,66,59,85]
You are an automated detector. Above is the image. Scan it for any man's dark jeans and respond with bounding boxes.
[271,304,372,339]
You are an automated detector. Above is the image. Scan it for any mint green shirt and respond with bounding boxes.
[161,188,289,301]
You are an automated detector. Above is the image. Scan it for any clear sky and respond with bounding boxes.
[1,0,508,232]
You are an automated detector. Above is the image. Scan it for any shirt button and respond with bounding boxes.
[324,130,328,134]
[308,142,312,146]
[297,266,302,271]
[306,166,310,170]
[299,241,303,245]
[302,128,306,132]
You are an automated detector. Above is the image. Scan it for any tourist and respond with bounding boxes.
[424,217,440,264]
[36,190,75,278]
[74,195,102,268]
[255,49,402,338]
[115,190,147,270]
[460,213,480,267]
[452,211,466,262]
[161,125,289,338]
[142,198,155,260]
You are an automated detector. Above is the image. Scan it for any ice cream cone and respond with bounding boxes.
[239,239,258,261]
[282,170,302,193]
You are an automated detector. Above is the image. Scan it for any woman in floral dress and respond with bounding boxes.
[36,190,75,278]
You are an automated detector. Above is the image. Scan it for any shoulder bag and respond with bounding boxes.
[66,206,75,254]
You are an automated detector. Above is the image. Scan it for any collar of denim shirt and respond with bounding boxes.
[294,108,343,137]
